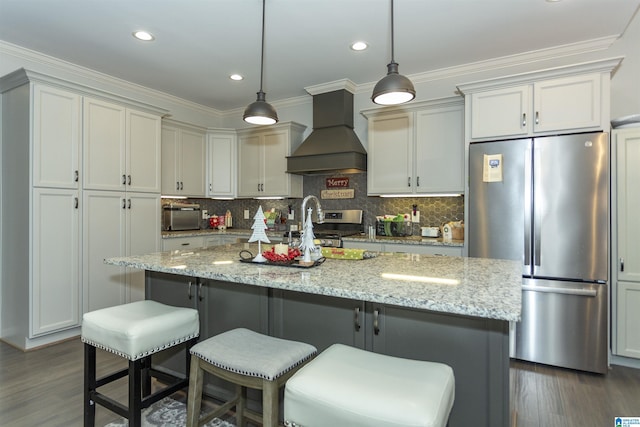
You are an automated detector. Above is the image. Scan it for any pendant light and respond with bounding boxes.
[371,0,416,105]
[243,0,278,125]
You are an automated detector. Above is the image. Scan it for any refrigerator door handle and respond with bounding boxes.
[523,146,532,267]
[522,284,597,297]
[533,146,542,267]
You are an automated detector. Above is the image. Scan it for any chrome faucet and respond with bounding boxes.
[301,195,324,230]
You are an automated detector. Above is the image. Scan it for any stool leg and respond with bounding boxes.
[186,356,204,427]
[262,380,279,427]
[84,344,96,427]
[129,359,143,427]
[236,385,246,427]
[141,356,151,397]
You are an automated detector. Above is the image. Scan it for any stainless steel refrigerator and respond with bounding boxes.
[468,132,609,374]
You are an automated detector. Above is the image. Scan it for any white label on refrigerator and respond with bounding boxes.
[483,154,503,182]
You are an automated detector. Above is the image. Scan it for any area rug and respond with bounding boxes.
[104,397,235,427]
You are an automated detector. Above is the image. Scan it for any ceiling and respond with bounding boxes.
[1,0,639,111]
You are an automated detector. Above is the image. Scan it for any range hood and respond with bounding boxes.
[287,89,367,175]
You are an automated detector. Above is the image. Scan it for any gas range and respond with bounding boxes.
[283,209,363,248]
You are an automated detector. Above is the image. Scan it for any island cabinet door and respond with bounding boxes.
[270,289,365,353]
[368,304,510,427]
[145,271,200,378]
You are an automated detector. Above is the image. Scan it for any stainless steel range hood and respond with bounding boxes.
[287,89,367,175]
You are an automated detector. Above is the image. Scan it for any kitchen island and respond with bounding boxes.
[105,242,521,427]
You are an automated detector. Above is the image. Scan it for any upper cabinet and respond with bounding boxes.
[32,84,82,189]
[84,97,162,192]
[364,98,464,196]
[161,121,206,197]
[237,122,305,198]
[457,58,621,141]
[207,129,237,198]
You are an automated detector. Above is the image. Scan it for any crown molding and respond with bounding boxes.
[354,35,620,94]
[305,79,358,95]
[0,40,223,118]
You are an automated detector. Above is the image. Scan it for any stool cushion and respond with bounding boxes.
[284,344,455,427]
[190,328,316,381]
[81,300,199,360]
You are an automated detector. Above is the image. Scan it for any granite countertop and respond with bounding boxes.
[163,229,464,247]
[105,243,520,322]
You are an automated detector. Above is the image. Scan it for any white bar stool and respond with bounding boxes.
[81,300,199,427]
[186,328,317,427]
[284,343,455,427]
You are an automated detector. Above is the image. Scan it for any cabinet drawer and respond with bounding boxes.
[162,236,204,251]
[384,243,463,256]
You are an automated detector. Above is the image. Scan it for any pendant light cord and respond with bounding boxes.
[390,0,395,63]
[259,0,266,93]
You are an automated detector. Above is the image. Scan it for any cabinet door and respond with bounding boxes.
[83,98,126,190]
[415,105,464,193]
[370,304,509,427]
[126,193,161,302]
[146,272,200,377]
[32,188,80,335]
[179,129,206,197]
[367,112,414,195]
[237,134,263,197]
[32,85,81,188]
[205,280,268,339]
[533,74,601,133]
[616,129,640,282]
[262,129,289,196]
[616,281,640,358]
[271,289,365,353]
[126,109,161,193]
[83,191,127,312]
[470,85,530,139]
[161,126,180,195]
[207,132,237,197]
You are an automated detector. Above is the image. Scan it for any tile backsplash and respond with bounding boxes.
[167,173,464,233]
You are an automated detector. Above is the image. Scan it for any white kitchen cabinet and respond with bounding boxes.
[237,122,305,198]
[613,127,640,359]
[83,191,161,311]
[457,59,620,141]
[384,243,463,257]
[162,121,206,197]
[32,84,82,188]
[207,130,237,198]
[84,97,162,192]
[32,188,81,336]
[162,236,205,251]
[1,76,82,349]
[364,98,464,196]
[342,241,385,252]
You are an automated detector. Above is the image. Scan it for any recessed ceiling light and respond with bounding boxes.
[230,74,244,81]
[351,41,368,51]
[133,31,155,41]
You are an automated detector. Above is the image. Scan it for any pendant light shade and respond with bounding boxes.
[243,0,278,125]
[372,0,415,105]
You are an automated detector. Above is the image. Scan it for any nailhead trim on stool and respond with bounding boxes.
[82,300,200,427]
[284,343,455,427]
[186,328,317,427]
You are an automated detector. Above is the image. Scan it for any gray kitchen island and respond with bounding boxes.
[105,242,521,427]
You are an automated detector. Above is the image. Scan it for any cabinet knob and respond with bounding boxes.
[74,170,79,182]
[407,177,411,187]
[416,176,420,187]
[188,281,193,300]
[354,307,361,332]
[621,257,625,272]
[74,197,79,209]
[522,113,526,128]
[122,198,126,209]
[122,174,127,185]
[180,181,184,190]
[176,181,180,191]
[127,199,131,209]
[535,111,540,125]
[127,175,132,186]
[198,281,204,302]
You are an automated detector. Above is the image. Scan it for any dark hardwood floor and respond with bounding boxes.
[1,337,639,426]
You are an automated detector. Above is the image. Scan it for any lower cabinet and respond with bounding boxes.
[343,240,463,256]
[616,281,640,358]
[146,274,508,427]
[270,290,365,352]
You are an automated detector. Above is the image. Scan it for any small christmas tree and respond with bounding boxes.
[299,207,319,263]
[248,206,270,262]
